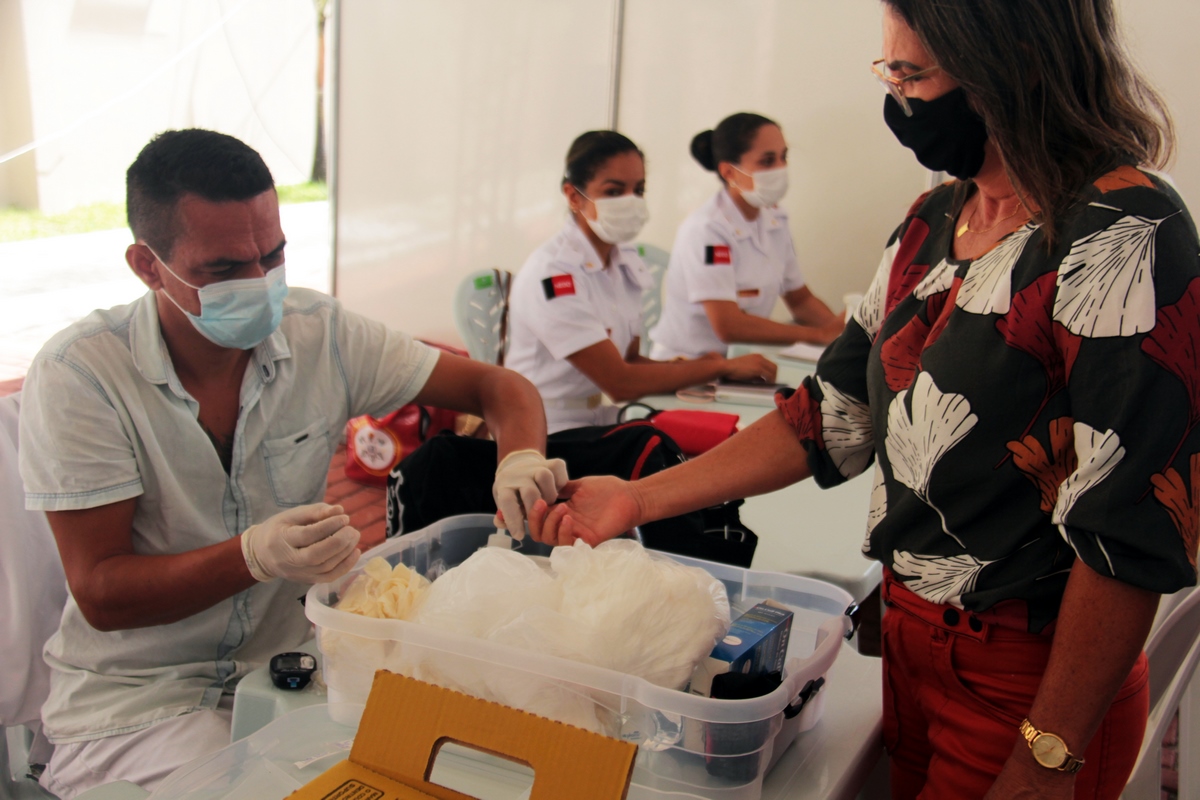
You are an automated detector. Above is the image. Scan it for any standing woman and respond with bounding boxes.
[649,113,844,360]
[506,131,776,434]
[531,2,1200,798]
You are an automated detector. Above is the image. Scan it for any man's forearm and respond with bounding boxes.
[632,409,811,524]
[68,538,256,631]
[480,369,549,460]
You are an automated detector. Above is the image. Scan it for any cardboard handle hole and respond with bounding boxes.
[426,737,536,799]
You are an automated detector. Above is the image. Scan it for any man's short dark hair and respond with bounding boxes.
[126,129,275,258]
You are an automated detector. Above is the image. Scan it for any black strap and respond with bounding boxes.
[496,268,510,367]
[617,401,659,423]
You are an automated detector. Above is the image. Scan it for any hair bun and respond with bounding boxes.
[690,130,717,171]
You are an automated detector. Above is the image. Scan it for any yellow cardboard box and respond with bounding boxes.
[287,671,638,800]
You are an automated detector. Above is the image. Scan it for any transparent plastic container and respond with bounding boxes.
[306,514,853,800]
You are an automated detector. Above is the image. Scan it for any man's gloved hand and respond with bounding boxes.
[240,503,361,584]
[492,449,569,540]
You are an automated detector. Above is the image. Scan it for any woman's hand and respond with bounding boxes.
[721,354,778,383]
[526,477,643,546]
[981,751,1075,800]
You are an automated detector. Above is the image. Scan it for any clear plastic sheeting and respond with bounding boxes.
[146,705,358,800]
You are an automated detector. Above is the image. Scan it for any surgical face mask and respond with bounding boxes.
[733,165,789,208]
[579,192,649,244]
[883,88,989,180]
[150,247,288,350]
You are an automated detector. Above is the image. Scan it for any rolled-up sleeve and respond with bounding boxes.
[20,357,143,511]
[776,317,877,489]
[334,302,440,420]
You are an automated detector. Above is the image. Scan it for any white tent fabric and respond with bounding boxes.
[0,393,68,727]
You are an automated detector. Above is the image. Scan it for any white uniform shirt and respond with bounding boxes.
[649,188,806,359]
[19,288,437,743]
[507,220,653,433]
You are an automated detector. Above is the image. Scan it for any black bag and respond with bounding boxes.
[385,421,757,567]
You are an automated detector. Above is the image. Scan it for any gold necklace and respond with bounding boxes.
[956,195,1025,238]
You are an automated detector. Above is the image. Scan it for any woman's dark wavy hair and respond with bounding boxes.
[882,0,1174,246]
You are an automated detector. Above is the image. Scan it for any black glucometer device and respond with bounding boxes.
[269,652,317,690]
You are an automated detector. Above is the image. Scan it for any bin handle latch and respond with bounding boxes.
[844,603,861,641]
[784,677,826,719]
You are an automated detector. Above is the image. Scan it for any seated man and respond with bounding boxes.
[18,129,564,798]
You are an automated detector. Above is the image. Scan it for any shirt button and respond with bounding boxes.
[942,608,960,626]
[968,616,983,633]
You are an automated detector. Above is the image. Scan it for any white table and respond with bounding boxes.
[641,346,881,603]
[161,647,882,800]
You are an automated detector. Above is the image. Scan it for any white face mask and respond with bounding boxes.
[149,246,288,350]
[579,192,650,244]
[733,165,789,208]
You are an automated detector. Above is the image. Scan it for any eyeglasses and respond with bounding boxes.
[871,58,941,117]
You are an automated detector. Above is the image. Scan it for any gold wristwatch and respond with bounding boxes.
[1019,718,1085,774]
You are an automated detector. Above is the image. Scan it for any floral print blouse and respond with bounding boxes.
[778,166,1200,632]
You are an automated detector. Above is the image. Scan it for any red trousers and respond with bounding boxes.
[881,571,1149,799]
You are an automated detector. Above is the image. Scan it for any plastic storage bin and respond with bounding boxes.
[306,514,854,800]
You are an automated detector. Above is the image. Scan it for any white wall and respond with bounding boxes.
[333,0,1198,342]
[0,0,38,208]
[7,0,317,213]
[1118,0,1199,207]
[618,0,927,309]
[333,0,617,344]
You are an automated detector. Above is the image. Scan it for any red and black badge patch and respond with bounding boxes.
[542,274,577,299]
[705,244,732,265]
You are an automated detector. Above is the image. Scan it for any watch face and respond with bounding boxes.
[1031,733,1067,768]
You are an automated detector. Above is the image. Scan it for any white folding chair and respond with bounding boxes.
[635,243,669,356]
[453,269,512,366]
[0,393,65,799]
[1123,585,1200,799]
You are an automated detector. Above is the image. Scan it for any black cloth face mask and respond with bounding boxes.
[884,88,989,180]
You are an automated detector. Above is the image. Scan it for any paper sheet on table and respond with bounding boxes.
[777,342,827,362]
[714,379,788,408]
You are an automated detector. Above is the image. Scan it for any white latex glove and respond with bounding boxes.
[241,503,362,584]
[492,449,569,540]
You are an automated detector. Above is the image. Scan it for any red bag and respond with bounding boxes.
[344,342,466,486]
[621,404,740,457]
[345,405,460,485]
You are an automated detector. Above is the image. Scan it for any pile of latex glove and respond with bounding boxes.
[334,539,730,733]
[335,556,429,619]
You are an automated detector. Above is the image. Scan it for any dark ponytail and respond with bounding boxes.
[690,112,777,176]
[690,130,717,171]
[563,131,643,190]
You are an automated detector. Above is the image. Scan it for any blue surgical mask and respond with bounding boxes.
[150,247,288,350]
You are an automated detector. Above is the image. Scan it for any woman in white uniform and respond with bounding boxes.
[650,113,844,360]
[507,131,776,434]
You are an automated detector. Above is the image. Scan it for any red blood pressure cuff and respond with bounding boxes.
[620,405,740,457]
